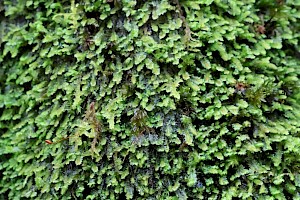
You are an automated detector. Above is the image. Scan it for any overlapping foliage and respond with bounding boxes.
[0,0,300,199]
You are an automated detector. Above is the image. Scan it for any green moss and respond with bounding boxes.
[0,0,300,199]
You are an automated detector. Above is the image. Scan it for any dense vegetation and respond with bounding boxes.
[0,0,300,199]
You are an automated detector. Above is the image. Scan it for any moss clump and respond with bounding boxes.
[0,0,299,199]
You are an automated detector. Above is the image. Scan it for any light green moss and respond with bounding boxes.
[0,0,300,199]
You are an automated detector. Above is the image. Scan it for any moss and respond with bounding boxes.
[0,0,300,199]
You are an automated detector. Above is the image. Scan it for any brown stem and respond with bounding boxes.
[173,0,192,42]
[45,135,76,145]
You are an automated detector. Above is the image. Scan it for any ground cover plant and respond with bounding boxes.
[0,0,300,199]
